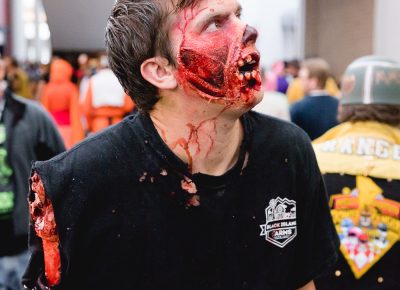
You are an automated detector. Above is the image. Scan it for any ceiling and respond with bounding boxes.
[43,0,115,51]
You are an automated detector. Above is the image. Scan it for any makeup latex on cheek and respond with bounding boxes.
[176,14,262,105]
[29,172,61,287]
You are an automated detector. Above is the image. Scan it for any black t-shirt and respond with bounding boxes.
[24,111,339,290]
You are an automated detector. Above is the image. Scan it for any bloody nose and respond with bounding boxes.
[242,25,258,45]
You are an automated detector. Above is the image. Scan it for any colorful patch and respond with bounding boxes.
[331,176,400,279]
[260,197,297,248]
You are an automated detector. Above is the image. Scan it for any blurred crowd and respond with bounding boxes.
[0,53,135,149]
[2,53,339,144]
[254,57,341,140]
[1,50,400,290]
[254,55,400,290]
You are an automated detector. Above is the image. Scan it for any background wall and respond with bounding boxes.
[374,0,400,63]
[43,0,114,51]
[239,0,303,70]
[305,0,374,81]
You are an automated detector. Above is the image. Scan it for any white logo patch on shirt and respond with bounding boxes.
[260,197,297,248]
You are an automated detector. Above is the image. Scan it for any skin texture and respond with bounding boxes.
[148,0,264,176]
[29,173,61,286]
[175,2,262,106]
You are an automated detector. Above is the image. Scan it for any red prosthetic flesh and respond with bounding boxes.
[30,172,61,287]
[176,8,262,106]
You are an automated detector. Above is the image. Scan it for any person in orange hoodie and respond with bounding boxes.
[83,55,134,134]
[41,58,84,149]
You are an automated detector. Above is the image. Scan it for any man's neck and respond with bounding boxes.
[149,98,244,176]
[307,89,329,96]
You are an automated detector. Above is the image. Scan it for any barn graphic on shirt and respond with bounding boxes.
[260,197,297,248]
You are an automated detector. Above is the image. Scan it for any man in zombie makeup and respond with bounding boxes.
[22,0,339,289]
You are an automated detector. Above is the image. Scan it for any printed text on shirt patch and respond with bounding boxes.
[260,197,297,248]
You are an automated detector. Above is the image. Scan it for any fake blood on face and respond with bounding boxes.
[29,172,61,287]
[176,6,262,106]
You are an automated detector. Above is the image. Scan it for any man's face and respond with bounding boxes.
[299,67,316,94]
[169,0,263,108]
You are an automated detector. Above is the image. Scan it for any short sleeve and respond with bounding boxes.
[23,171,61,289]
[293,134,340,288]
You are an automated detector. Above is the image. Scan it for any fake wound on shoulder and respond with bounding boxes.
[29,171,61,287]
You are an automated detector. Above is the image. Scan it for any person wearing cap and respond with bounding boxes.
[313,56,400,290]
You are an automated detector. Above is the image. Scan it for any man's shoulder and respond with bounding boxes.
[247,110,310,147]
[35,115,141,175]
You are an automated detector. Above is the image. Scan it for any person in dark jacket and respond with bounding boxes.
[290,58,339,140]
[23,1,339,289]
[0,57,65,290]
[313,56,400,290]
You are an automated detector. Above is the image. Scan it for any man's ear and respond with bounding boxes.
[141,57,177,90]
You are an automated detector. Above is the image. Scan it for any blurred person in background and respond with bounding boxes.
[313,56,400,290]
[253,67,290,121]
[252,90,290,121]
[33,63,50,101]
[0,57,65,290]
[76,53,91,101]
[263,60,289,94]
[83,54,134,134]
[27,62,44,102]
[75,53,89,86]
[40,58,85,149]
[284,59,300,83]
[290,57,339,140]
[286,59,340,105]
[4,57,32,99]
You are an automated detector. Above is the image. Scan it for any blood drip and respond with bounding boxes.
[29,172,61,287]
[171,115,219,171]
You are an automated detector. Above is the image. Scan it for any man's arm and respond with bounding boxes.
[297,280,316,290]
[23,172,61,289]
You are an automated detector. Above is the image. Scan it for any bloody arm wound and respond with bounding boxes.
[29,172,61,287]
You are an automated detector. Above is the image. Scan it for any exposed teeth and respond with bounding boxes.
[251,70,257,78]
[256,72,262,83]
[246,55,252,63]
[238,59,245,67]
[238,73,244,81]
[245,72,251,80]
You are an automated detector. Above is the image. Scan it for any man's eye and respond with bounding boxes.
[205,19,223,32]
